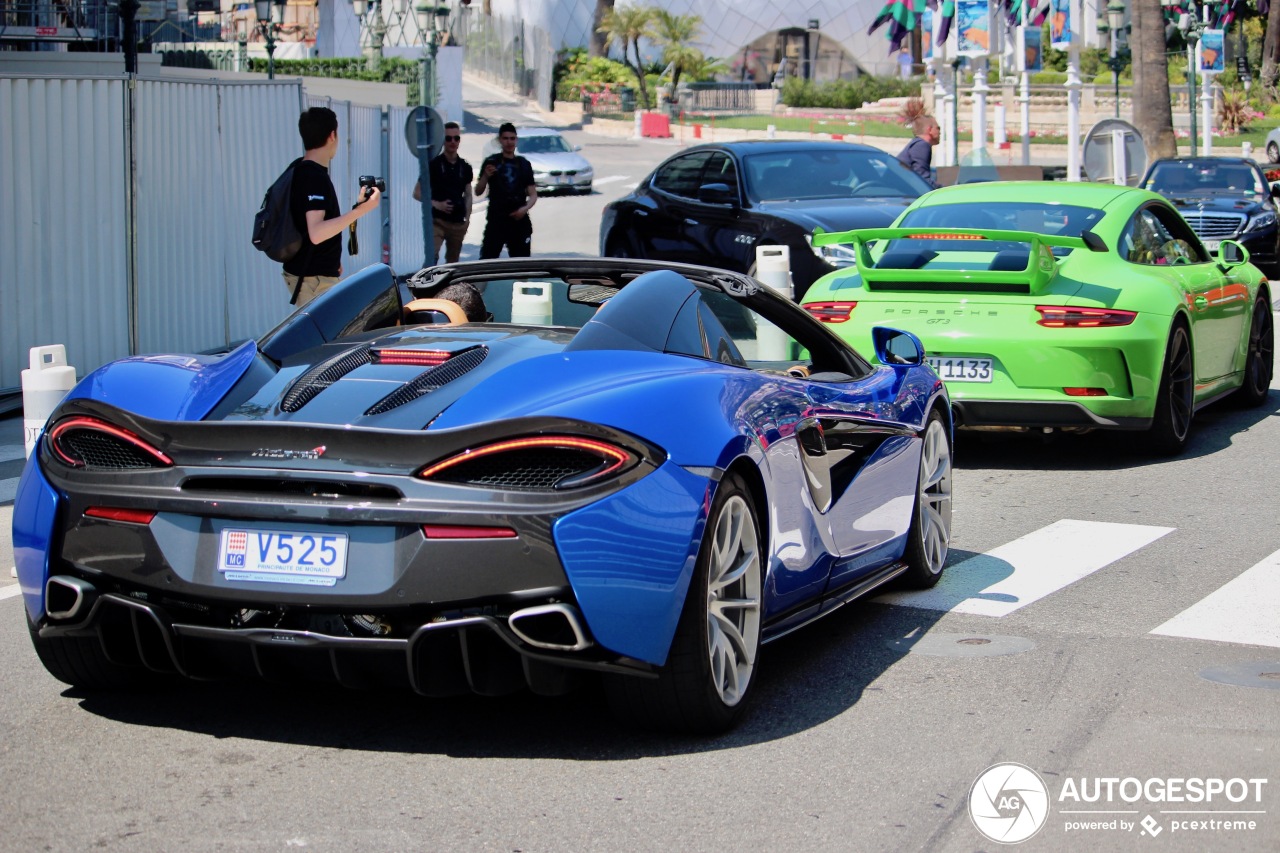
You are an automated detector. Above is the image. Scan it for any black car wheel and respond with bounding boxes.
[28,614,156,690]
[1235,294,1275,407]
[898,410,953,589]
[604,471,762,733]
[1148,323,1194,455]
[1269,141,1280,163]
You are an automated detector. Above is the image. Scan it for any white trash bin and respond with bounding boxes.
[510,282,553,326]
[22,345,76,459]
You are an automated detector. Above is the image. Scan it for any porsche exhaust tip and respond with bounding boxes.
[508,603,592,652]
[45,576,98,621]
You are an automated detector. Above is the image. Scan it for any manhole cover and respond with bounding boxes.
[886,632,1034,658]
[1199,662,1280,691]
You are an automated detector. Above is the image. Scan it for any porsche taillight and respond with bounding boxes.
[804,302,858,323]
[415,436,637,491]
[1036,306,1137,328]
[47,417,173,469]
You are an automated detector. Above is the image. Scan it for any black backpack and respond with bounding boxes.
[252,158,305,262]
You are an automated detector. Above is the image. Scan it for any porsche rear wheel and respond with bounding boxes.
[899,410,953,588]
[1148,323,1194,455]
[27,614,154,690]
[604,472,762,733]
[1235,295,1274,407]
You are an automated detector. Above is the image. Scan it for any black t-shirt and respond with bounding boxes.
[285,159,341,277]
[481,154,535,218]
[429,154,474,223]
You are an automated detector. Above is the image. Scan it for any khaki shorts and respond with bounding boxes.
[434,219,469,264]
[282,272,340,306]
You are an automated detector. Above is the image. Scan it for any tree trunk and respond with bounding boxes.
[1263,0,1280,101]
[629,39,650,108]
[589,0,613,57]
[1131,0,1178,159]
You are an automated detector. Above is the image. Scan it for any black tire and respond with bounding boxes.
[1148,323,1195,456]
[898,409,953,589]
[604,472,763,733]
[604,233,631,258]
[27,614,152,690]
[1235,294,1274,407]
[1268,141,1279,163]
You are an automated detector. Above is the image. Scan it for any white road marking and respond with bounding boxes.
[623,182,639,190]
[1150,549,1280,648]
[878,519,1175,617]
[591,175,630,187]
[521,112,544,122]
[0,477,19,503]
[0,584,24,601]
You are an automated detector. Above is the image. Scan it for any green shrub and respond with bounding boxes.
[780,76,920,110]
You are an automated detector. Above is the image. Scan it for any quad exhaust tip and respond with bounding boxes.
[45,576,97,621]
[508,603,592,652]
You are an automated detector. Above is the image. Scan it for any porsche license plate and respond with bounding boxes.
[927,356,994,383]
[218,528,349,586]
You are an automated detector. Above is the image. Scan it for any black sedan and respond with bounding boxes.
[1140,156,1280,278]
[600,141,933,300]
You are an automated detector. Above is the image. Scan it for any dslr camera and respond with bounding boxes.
[359,175,386,201]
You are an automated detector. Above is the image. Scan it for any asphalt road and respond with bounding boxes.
[0,82,1276,853]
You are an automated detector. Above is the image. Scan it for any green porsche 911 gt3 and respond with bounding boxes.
[800,181,1274,454]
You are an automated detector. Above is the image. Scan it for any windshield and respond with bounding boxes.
[744,149,932,202]
[516,135,574,155]
[1143,161,1263,197]
[898,202,1105,256]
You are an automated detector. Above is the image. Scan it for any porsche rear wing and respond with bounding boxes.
[812,227,1092,294]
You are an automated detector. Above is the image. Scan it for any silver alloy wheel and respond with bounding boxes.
[705,494,762,707]
[916,418,953,575]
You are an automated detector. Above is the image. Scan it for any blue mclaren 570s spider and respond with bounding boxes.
[13,258,952,733]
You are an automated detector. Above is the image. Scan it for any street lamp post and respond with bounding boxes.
[352,0,387,72]
[414,1,444,268]
[1098,0,1128,120]
[254,0,285,80]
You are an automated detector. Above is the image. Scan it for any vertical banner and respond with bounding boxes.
[957,0,992,57]
[1025,26,1042,71]
[1198,29,1224,73]
[923,8,934,60]
[1050,0,1071,48]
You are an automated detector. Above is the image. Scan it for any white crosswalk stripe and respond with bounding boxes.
[591,175,630,187]
[1150,548,1280,649]
[878,519,1175,616]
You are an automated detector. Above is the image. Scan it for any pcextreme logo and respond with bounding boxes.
[968,764,1269,844]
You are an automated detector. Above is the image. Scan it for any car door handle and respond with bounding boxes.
[684,218,700,226]
[635,209,648,217]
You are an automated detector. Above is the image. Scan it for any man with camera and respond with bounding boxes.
[413,121,473,264]
[283,107,382,306]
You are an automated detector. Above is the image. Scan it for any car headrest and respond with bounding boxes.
[403,298,468,326]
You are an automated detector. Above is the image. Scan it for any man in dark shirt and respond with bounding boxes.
[898,115,941,190]
[475,123,537,259]
[412,121,473,264]
[283,107,382,305]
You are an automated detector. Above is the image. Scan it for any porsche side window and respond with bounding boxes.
[1150,205,1209,263]
[653,152,714,199]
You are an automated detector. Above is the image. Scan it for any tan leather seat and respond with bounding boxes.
[403,297,468,326]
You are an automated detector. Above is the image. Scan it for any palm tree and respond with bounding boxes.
[589,0,614,58]
[676,50,728,84]
[650,9,701,88]
[598,4,656,108]
[1132,0,1177,159]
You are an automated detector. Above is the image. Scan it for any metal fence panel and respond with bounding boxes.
[388,103,427,276]
[0,76,131,391]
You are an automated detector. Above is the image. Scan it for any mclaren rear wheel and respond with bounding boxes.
[1148,323,1194,455]
[605,472,763,733]
[1235,295,1275,407]
[27,614,155,690]
[898,409,953,589]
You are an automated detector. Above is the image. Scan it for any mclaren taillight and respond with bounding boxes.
[804,302,857,324]
[416,436,637,491]
[85,506,158,524]
[421,524,517,539]
[1036,306,1137,328]
[374,349,453,367]
[47,417,173,469]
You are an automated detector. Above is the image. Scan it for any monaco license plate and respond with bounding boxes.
[218,528,349,586]
[1204,239,1221,252]
[927,356,994,383]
